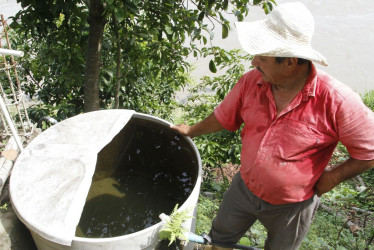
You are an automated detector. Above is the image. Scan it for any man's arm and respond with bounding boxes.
[170,112,224,138]
[315,157,374,196]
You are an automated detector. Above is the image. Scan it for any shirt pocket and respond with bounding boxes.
[273,120,324,161]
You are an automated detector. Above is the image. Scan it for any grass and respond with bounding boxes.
[195,176,374,249]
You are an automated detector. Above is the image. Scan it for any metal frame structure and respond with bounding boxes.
[0,15,34,152]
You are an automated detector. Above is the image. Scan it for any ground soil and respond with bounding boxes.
[211,163,240,183]
[0,183,37,250]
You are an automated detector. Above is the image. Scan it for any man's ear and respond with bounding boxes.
[288,58,299,67]
[283,57,298,71]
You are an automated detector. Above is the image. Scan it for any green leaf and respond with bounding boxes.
[234,10,244,22]
[203,27,214,40]
[198,11,205,21]
[263,3,269,14]
[269,0,277,5]
[169,235,176,245]
[159,204,193,246]
[223,0,228,10]
[165,26,173,35]
[239,237,251,246]
[222,23,229,39]
[55,13,65,28]
[267,2,274,12]
[209,59,217,73]
[208,0,215,7]
[253,0,262,5]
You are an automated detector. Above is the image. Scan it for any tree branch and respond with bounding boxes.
[320,203,361,234]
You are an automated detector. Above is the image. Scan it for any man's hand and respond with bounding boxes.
[170,112,224,138]
[315,158,374,197]
[170,124,193,137]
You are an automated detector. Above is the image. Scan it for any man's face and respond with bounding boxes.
[251,56,285,84]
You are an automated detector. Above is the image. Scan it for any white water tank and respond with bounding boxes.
[10,110,202,249]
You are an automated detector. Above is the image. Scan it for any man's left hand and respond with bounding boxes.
[315,157,374,197]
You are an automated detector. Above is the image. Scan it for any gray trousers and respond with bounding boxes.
[209,172,320,250]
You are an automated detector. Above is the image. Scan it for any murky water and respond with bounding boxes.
[76,117,198,238]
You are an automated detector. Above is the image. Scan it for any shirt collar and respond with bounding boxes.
[301,62,317,101]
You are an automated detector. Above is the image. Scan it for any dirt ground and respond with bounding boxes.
[211,163,240,183]
[0,182,37,250]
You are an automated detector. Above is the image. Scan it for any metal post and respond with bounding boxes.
[0,95,23,151]
[0,48,25,152]
[0,48,24,57]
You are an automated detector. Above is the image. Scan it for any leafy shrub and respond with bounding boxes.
[195,195,220,236]
[361,90,374,111]
[178,49,251,185]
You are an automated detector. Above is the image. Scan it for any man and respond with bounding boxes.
[171,2,374,250]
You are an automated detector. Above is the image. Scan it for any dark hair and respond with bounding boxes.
[275,57,310,65]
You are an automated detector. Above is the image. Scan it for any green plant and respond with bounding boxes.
[361,90,374,111]
[245,221,267,248]
[0,202,9,211]
[195,195,220,235]
[179,49,250,183]
[159,204,193,246]
[238,237,251,246]
[301,207,374,250]
[11,0,275,116]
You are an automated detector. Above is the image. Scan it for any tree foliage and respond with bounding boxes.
[178,48,252,191]
[9,0,275,122]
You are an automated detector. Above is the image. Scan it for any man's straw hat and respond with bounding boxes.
[236,1,328,66]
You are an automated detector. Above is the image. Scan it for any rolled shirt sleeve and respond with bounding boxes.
[214,73,254,131]
[336,91,374,160]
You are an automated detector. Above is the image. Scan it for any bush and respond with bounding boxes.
[178,49,250,180]
[361,90,374,111]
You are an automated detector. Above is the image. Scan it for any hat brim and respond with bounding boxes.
[235,21,328,66]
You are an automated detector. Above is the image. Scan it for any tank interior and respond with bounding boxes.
[76,116,199,238]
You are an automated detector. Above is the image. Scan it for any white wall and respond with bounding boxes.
[0,0,20,21]
[188,0,374,94]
